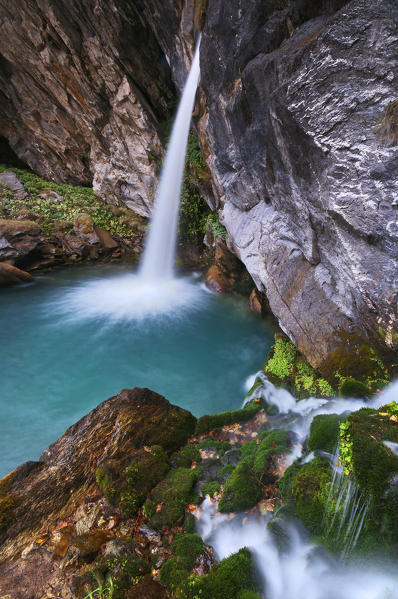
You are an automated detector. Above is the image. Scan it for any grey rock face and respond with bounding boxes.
[0,0,176,216]
[0,172,30,201]
[199,0,398,366]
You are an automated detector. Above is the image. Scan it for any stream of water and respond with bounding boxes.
[196,378,398,599]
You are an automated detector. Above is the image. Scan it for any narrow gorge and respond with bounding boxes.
[0,1,397,598]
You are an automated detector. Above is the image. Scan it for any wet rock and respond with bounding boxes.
[0,219,42,264]
[199,0,398,365]
[0,1,175,215]
[0,262,34,286]
[0,172,29,200]
[0,387,196,598]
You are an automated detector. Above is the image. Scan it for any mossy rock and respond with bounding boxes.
[339,404,398,497]
[288,457,331,535]
[308,414,342,454]
[195,401,262,436]
[339,377,371,398]
[218,462,261,513]
[202,480,221,497]
[172,443,202,468]
[264,335,335,399]
[160,533,205,595]
[252,430,289,483]
[321,333,390,395]
[146,467,198,530]
[96,445,170,516]
[190,547,258,599]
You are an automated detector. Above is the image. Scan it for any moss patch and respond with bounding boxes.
[308,414,342,454]
[0,165,142,239]
[264,335,335,399]
[195,401,262,436]
[321,333,390,396]
[190,548,258,599]
[146,467,199,530]
[218,462,262,513]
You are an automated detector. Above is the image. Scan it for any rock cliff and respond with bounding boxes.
[198,0,398,367]
[1,0,397,366]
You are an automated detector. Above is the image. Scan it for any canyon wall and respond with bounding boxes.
[1,0,397,366]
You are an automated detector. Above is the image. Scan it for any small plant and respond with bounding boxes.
[83,575,114,599]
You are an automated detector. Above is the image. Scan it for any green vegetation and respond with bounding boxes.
[197,438,231,455]
[195,401,262,436]
[322,333,390,396]
[145,467,199,530]
[218,461,262,513]
[0,165,138,238]
[339,404,398,495]
[96,446,170,517]
[83,576,115,599]
[308,414,342,454]
[202,481,221,497]
[160,534,205,596]
[189,548,258,599]
[265,335,335,399]
[172,443,202,468]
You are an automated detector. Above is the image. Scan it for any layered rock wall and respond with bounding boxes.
[0,0,397,365]
[199,0,398,366]
[0,0,177,216]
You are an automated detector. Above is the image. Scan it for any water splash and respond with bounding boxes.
[195,498,398,599]
[195,380,398,597]
[140,38,201,280]
[325,447,371,558]
[54,41,202,321]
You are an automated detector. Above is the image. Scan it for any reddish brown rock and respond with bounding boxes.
[0,262,34,286]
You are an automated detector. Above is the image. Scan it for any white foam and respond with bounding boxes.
[54,273,206,323]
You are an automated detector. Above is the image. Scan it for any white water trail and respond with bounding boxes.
[140,38,201,280]
[195,380,398,598]
[54,41,203,322]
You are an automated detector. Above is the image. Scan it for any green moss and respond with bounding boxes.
[217,464,235,482]
[197,438,231,455]
[105,555,149,598]
[190,548,258,599]
[173,534,205,569]
[290,458,331,535]
[160,534,204,596]
[96,446,170,517]
[308,414,342,454]
[252,430,289,482]
[264,335,335,399]
[321,334,390,395]
[339,405,398,496]
[237,592,262,599]
[173,443,202,468]
[195,401,262,436]
[265,337,297,380]
[183,512,196,533]
[0,165,140,239]
[147,467,198,530]
[339,377,371,398]
[218,462,261,513]
[202,481,221,497]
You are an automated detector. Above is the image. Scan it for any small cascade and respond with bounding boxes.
[140,38,201,280]
[325,447,370,558]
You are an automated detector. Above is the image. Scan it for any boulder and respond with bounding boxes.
[0,388,196,598]
[0,172,29,200]
[0,219,42,264]
[0,262,33,286]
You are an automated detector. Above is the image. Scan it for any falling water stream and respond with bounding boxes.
[196,378,398,599]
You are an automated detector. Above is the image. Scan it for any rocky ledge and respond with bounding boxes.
[1,372,398,598]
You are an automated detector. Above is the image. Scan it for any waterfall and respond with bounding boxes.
[140,38,201,280]
[325,447,371,558]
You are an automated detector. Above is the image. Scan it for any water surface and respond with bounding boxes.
[0,263,273,477]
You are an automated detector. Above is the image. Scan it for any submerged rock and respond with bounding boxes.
[0,262,33,286]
